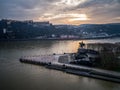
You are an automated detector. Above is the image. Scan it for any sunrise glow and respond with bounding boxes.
[39,13,89,22]
[69,14,90,21]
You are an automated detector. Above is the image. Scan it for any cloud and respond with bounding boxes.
[0,0,59,20]
[85,0,120,23]
[0,0,120,24]
[55,0,120,24]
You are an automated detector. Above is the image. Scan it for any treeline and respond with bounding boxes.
[0,19,75,39]
[87,43,120,71]
[77,23,120,34]
[0,19,120,40]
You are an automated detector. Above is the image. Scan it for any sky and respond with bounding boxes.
[0,0,120,25]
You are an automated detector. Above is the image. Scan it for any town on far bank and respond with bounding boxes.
[0,19,120,40]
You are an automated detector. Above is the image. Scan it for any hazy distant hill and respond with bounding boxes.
[77,23,120,35]
[0,19,120,40]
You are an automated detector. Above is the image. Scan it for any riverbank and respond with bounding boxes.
[0,36,120,41]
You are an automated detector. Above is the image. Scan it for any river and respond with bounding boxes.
[0,38,120,90]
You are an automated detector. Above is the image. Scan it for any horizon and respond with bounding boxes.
[0,0,120,25]
[1,18,120,26]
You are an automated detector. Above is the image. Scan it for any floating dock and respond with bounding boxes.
[19,54,120,83]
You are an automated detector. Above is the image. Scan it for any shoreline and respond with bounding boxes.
[0,37,119,42]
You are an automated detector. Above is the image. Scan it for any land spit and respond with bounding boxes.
[19,54,120,83]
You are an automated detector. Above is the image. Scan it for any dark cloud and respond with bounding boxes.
[84,0,120,22]
[77,0,116,8]
[0,0,59,20]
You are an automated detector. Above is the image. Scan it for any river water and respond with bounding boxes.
[0,38,120,90]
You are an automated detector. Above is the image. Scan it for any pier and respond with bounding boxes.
[19,54,120,83]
